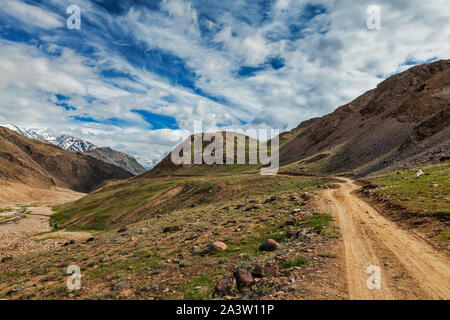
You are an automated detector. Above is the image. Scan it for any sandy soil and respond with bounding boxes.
[0,188,89,259]
[318,178,450,300]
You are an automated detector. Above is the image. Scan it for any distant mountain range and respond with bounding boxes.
[0,126,132,195]
[0,124,147,175]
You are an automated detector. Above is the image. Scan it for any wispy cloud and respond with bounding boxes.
[0,0,449,163]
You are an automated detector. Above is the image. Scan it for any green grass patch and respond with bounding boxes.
[367,163,450,215]
[305,212,333,233]
[181,273,216,300]
[279,256,308,269]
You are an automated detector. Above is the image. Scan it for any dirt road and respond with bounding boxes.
[317,178,450,300]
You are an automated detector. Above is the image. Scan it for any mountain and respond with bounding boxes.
[142,60,449,178]
[278,59,450,176]
[0,126,132,195]
[142,132,262,177]
[85,147,147,176]
[0,124,146,175]
[54,134,96,152]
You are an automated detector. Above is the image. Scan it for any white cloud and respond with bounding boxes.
[3,0,63,29]
[0,0,449,164]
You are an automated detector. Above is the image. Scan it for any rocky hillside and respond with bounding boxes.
[278,59,450,176]
[85,147,146,176]
[1,125,146,175]
[0,127,132,193]
[143,132,262,177]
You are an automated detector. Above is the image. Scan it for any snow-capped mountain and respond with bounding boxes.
[55,135,96,152]
[1,124,147,175]
[1,125,96,152]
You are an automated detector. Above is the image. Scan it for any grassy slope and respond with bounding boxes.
[365,163,450,215]
[53,174,329,230]
[1,174,342,300]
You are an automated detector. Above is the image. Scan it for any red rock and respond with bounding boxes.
[259,239,280,251]
[209,241,228,251]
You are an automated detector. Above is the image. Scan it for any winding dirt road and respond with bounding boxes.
[318,178,450,300]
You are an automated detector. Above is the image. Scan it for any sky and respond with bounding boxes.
[0,0,449,166]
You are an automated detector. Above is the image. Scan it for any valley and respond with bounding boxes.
[0,60,448,300]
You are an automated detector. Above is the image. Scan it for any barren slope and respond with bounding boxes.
[279,60,450,176]
[0,127,132,195]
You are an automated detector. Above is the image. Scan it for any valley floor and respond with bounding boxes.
[0,189,89,259]
[0,171,448,300]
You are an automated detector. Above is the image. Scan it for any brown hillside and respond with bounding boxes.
[278,59,450,176]
[0,127,132,193]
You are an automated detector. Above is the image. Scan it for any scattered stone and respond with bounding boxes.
[300,192,313,201]
[131,236,138,242]
[248,199,258,204]
[244,204,262,211]
[233,268,254,289]
[290,194,299,201]
[62,239,76,247]
[139,227,149,234]
[415,169,424,178]
[117,226,128,233]
[209,241,228,251]
[85,237,95,243]
[286,229,300,238]
[259,239,280,251]
[6,285,28,296]
[112,281,127,291]
[291,208,302,214]
[252,264,265,278]
[263,263,278,277]
[215,275,236,296]
[1,256,13,263]
[265,195,279,203]
[163,226,181,233]
[283,220,296,226]
[273,291,284,298]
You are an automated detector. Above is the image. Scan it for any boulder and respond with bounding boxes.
[259,239,280,251]
[252,264,265,278]
[233,268,254,289]
[209,241,228,251]
[263,263,278,277]
[252,263,278,278]
[215,275,236,296]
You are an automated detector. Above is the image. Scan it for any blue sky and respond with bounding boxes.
[0,0,448,165]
